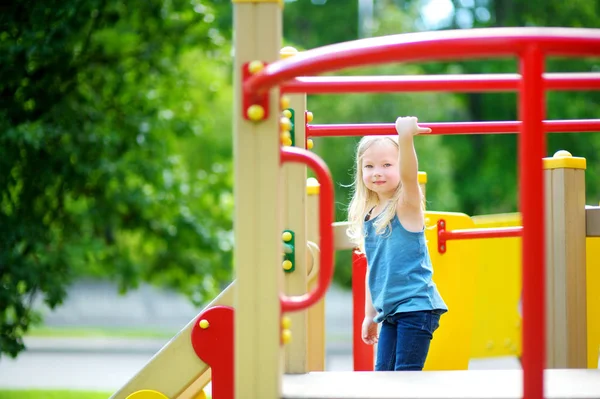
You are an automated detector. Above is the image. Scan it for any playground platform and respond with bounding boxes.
[282,369,600,399]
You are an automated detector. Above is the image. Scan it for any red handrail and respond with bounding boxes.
[307,120,600,137]
[437,219,523,254]
[281,73,600,94]
[244,28,600,95]
[279,147,335,313]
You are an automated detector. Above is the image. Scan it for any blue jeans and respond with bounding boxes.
[375,310,442,371]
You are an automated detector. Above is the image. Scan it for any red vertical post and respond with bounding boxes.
[519,46,546,399]
[352,250,374,371]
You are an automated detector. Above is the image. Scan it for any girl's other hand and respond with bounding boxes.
[361,316,379,345]
[395,116,432,138]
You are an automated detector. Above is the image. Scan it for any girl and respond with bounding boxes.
[347,116,447,371]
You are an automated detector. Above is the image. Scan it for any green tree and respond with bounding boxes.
[0,0,234,358]
[432,0,600,214]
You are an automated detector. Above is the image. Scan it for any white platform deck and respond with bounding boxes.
[282,369,600,399]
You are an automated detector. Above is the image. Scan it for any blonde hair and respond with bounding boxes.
[347,136,403,252]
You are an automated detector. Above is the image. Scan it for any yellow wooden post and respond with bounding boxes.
[280,46,310,374]
[232,1,283,398]
[306,177,326,371]
[543,150,587,368]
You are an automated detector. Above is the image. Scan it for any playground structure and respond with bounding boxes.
[110,3,600,399]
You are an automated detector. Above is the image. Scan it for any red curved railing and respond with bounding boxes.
[244,28,600,399]
[279,147,335,313]
[244,28,600,95]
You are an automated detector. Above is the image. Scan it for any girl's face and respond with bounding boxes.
[361,141,400,200]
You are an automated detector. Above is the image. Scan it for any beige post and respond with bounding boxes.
[233,1,283,398]
[306,177,326,371]
[281,46,309,374]
[543,150,587,368]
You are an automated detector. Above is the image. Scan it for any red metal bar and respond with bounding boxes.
[244,28,600,95]
[440,226,523,240]
[281,73,600,94]
[352,250,374,371]
[519,46,546,399]
[436,219,522,254]
[307,119,600,137]
[279,147,335,313]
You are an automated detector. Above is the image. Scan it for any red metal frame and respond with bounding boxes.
[242,28,600,399]
[281,73,600,94]
[519,46,546,399]
[279,147,335,313]
[306,119,600,137]
[244,28,600,95]
[352,250,374,371]
[437,219,523,254]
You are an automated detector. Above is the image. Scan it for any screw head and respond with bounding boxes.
[247,60,265,74]
[282,260,293,270]
[199,319,209,329]
[247,105,265,122]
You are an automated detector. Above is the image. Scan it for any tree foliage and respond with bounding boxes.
[0,0,233,358]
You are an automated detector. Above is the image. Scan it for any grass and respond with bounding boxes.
[26,326,176,339]
[0,390,112,399]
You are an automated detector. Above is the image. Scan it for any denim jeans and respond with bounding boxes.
[375,310,442,371]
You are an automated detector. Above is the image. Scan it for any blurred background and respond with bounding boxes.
[1,0,599,396]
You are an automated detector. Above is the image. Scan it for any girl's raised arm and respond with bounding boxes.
[395,116,430,208]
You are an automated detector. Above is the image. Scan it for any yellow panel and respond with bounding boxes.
[469,212,599,368]
[424,212,478,370]
[586,236,600,368]
[470,213,522,359]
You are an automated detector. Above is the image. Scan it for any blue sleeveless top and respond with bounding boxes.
[364,213,447,323]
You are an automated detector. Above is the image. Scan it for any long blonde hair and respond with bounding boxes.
[347,136,403,252]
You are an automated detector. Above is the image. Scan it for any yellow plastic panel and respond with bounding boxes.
[424,211,478,370]
[470,212,599,368]
[470,213,522,359]
[586,236,600,368]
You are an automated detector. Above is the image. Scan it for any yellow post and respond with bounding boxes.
[232,1,283,398]
[306,177,326,371]
[543,150,587,368]
[280,46,310,374]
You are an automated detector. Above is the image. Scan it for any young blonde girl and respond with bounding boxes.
[347,116,447,371]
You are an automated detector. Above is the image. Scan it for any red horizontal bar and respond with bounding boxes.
[440,226,523,241]
[281,73,600,94]
[307,119,600,137]
[245,28,600,95]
